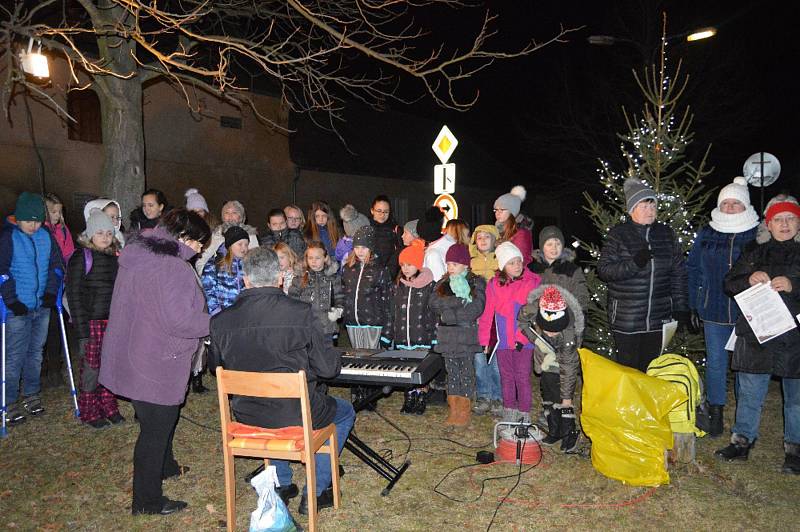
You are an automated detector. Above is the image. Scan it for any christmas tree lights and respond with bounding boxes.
[578,18,714,362]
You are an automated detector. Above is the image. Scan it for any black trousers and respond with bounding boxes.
[131,400,181,511]
[612,331,663,373]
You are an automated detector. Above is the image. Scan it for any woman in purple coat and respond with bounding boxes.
[99,209,210,516]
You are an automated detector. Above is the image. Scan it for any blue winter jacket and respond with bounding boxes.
[687,224,758,325]
[201,257,244,316]
[0,216,62,315]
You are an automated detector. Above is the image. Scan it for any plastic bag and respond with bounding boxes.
[249,465,297,532]
[579,348,687,486]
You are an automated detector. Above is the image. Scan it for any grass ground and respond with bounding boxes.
[1,376,797,532]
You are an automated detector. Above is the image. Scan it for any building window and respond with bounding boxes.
[67,89,102,143]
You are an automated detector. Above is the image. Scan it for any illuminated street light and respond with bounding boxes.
[19,37,50,79]
[686,27,717,42]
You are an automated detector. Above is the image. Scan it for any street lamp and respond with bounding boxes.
[587,26,717,63]
[19,37,50,79]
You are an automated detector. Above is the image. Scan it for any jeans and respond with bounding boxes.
[4,307,50,405]
[703,322,734,406]
[131,400,181,511]
[474,352,501,401]
[274,397,355,496]
[732,372,800,444]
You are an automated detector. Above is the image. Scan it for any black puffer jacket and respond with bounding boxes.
[429,273,486,357]
[342,260,390,327]
[259,227,306,258]
[370,218,403,278]
[288,260,344,335]
[597,220,688,333]
[66,242,119,339]
[725,237,800,378]
[386,276,436,348]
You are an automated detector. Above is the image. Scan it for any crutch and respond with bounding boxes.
[54,269,80,418]
[1,274,9,438]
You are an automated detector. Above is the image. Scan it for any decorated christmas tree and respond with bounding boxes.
[579,20,714,361]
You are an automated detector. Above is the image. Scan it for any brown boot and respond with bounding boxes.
[453,396,472,427]
[445,395,459,425]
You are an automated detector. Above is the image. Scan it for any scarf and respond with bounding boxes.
[448,270,472,303]
[709,206,760,234]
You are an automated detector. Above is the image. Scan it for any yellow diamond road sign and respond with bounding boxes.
[432,125,458,164]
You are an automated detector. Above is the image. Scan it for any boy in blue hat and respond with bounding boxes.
[0,192,63,425]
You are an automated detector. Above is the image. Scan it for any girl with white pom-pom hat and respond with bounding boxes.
[494,186,533,266]
[687,176,760,437]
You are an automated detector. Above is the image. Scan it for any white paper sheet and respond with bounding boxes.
[661,320,678,354]
[724,330,737,351]
[733,282,797,344]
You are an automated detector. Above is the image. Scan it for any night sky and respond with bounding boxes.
[411,0,799,203]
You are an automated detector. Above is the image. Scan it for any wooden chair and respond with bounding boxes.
[216,368,340,532]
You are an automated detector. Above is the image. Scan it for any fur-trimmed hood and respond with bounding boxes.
[122,227,197,270]
[531,247,576,264]
[525,283,584,339]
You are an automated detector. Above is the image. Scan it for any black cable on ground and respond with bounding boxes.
[485,436,543,531]
[180,413,220,432]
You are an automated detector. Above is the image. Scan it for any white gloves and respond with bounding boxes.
[327,307,344,322]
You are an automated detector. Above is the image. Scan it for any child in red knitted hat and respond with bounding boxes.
[518,284,585,453]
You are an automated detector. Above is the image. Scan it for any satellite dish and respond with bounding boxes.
[743,152,781,187]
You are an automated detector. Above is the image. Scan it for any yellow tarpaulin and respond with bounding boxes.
[579,348,688,486]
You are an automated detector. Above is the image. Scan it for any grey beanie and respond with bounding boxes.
[624,178,657,213]
[404,219,419,238]
[85,208,115,236]
[538,225,565,250]
[339,204,370,236]
[352,225,376,250]
[494,185,527,217]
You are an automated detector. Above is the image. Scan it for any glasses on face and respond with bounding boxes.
[772,215,798,225]
[109,215,122,222]
[493,208,507,213]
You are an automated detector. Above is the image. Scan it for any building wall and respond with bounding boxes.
[0,57,560,234]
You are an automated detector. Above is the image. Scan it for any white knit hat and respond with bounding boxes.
[495,241,523,271]
[185,188,208,213]
[717,177,751,208]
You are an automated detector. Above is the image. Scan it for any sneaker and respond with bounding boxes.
[132,498,188,516]
[472,397,491,415]
[107,413,126,425]
[714,434,753,462]
[87,418,111,430]
[413,391,428,415]
[7,402,27,425]
[782,442,800,475]
[22,395,45,416]
[489,400,504,417]
[298,486,335,516]
[400,391,416,414]
[276,483,300,504]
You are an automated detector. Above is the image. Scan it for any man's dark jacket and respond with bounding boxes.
[209,286,341,428]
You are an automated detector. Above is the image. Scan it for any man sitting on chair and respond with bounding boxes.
[209,247,355,515]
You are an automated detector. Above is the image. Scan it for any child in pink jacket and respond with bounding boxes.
[478,242,540,424]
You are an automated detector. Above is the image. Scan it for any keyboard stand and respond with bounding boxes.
[346,385,410,496]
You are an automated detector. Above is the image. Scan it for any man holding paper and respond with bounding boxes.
[716,198,800,475]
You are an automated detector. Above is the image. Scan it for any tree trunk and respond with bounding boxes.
[95,3,145,220]
[98,79,144,221]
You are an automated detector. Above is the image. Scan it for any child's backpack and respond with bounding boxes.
[646,354,706,436]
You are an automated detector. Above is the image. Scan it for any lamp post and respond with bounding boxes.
[587,26,716,64]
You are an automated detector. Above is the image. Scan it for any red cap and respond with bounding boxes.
[765,202,800,224]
